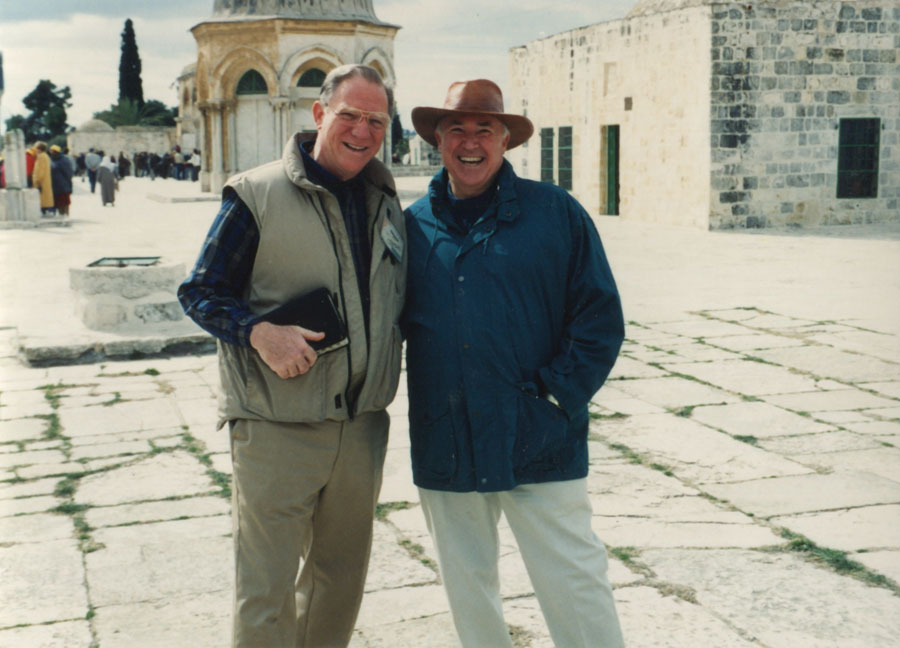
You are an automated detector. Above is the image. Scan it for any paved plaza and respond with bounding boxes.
[1,176,899,647]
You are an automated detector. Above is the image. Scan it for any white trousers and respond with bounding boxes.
[419,479,624,648]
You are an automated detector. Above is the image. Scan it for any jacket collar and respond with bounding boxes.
[427,158,520,224]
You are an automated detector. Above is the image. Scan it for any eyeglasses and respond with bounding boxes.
[327,104,390,132]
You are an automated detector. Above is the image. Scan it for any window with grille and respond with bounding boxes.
[540,128,554,184]
[837,118,879,199]
[236,70,267,95]
[298,68,326,88]
[558,126,573,190]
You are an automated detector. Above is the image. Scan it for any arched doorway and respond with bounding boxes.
[290,65,330,135]
[235,69,277,170]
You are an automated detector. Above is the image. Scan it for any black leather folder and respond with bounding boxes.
[262,287,349,354]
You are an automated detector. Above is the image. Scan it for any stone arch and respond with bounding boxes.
[283,48,344,136]
[215,47,278,100]
[280,46,344,95]
[213,48,279,173]
[360,46,395,88]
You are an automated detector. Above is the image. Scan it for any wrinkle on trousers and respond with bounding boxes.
[419,479,624,648]
[229,410,389,648]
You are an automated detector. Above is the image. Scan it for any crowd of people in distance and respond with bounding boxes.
[130,146,201,182]
[0,143,204,216]
[19,141,77,216]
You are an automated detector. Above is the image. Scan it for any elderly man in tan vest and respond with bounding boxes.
[179,64,406,648]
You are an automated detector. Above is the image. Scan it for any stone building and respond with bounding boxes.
[507,0,899,229]
[407,133,441,167]
[175,62,201,155]
[67,119,175,159]
[181,0,399,193]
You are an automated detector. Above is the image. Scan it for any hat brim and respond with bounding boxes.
[411,107,534,150]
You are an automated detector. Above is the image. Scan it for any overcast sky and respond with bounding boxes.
[0,0,635,133]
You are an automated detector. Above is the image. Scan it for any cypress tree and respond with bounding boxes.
[118,18,144,108]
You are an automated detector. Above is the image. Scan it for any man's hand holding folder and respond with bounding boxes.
[249,321,324,379]
[249,288,349,380]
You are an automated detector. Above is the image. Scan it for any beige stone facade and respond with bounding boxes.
[508,0,899,229]
[67,120,175,160]
[182,0,398,193]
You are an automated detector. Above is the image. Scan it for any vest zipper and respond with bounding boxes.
[317,193,356,420]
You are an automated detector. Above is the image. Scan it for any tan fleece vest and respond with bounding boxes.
[216,134,406,426]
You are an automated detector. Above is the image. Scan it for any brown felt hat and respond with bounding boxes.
[411,79,534,150]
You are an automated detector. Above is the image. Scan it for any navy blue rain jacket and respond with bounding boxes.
[50,152,74,195]
[403,160,624,492]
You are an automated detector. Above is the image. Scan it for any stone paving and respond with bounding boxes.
[1,177,899,647]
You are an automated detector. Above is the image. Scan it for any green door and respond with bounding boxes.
[606,125,620,215]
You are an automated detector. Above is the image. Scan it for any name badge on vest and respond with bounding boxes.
[380,217,403,262]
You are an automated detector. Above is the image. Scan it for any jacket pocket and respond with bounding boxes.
[245,349,346,422]
[512,385,569,470]
[410,405,458,481]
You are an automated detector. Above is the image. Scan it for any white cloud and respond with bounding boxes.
[0,12,205,129]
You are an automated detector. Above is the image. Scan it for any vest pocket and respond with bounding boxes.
[245,351,341,422]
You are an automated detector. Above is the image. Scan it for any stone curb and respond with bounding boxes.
[18,332,216,367]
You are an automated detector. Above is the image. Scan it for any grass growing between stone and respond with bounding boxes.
[375,501,413,520]
[776,528,900,594]
[181,431,232,498]
[609,546,698,603]
[38,381,82,409]
[609,546,653,578]
[609,443,642,465]
[399,538,438,573]
[607,442,675,477]
[37,413,63,440]
[589,410,629,421]
[51,473,104,553]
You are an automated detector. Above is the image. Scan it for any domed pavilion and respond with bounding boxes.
[185,0,399,192]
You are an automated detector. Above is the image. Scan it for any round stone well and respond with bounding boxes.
[70,257,186,331]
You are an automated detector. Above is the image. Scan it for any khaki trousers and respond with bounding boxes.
[419,479,624,648]
[229,410,389,648]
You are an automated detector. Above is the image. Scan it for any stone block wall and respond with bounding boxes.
[709,1,900,228]
[508,6,713,226]
[67,126,176,159]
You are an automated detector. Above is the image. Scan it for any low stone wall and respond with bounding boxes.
[69,262,186,331]
[68,126,176,158]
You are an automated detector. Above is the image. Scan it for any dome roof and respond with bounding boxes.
[627,0,714,18]
[210,0,393,25]
[77,119,114,132]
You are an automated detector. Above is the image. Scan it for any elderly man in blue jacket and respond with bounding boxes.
[403,79,626,648]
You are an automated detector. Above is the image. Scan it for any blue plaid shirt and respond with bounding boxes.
[178,140,371,347]
[178,192,262,346]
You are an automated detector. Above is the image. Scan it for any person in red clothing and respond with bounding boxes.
[25,145,36,188]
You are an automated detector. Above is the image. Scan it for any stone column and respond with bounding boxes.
[223,99,237,178]
[0,129,40,224]
[207,101,226,194]
[197,103,212,193]
[270,96,291,148]
[5,130,25,188]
